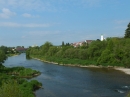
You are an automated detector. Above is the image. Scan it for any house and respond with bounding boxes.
[16,47,27,53]
[72,40,94,47]
[85,40,93,44]
[72,41,84,47]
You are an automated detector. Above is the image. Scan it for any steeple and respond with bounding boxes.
[101,34,104,41]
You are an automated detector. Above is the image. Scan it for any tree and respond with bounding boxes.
[97,49,114,64]
[80,42,87,49]
[65,43,70,46]
[0,50,6,64]
[62,41,65,46]
[47,46,58,56]
[40,41,53,55]
[124,22,130,38]
[0,46,8,54]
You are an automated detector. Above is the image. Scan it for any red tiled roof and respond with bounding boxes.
[16,47,27,51]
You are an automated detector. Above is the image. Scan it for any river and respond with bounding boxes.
[3,53,130,97]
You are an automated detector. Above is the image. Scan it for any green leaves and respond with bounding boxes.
[0,66,42,97]
[0,50,6,64]
[27,36,130,67]
[124,22,130,38]
[0,80,23,97]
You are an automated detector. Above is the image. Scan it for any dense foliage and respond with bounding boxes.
[0,46,20,64]
[124,23,130,38]
[5,66,41,78]
[0,79,42,97]
[26,37,130,67]
[0,66,42,97]
[0,46,8,64]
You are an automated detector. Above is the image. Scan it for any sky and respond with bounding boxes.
[0,0,130,47]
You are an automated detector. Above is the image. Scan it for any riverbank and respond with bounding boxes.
[6,53,20,57]
[79,65,130,75]
[114,67,130,75]
[32,57,130,75]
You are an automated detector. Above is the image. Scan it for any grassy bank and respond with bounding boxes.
[5,66,41,78]
[0,65,42,97]
[6,53,20,57]
[30,55,97,66]
[30,55,125,68]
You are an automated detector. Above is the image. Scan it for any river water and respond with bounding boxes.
[3,54,130,97]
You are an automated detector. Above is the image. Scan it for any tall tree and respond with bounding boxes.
[124,22,130,38]
[40,41,53,55]
[0,50,6,65]
[62,41,64,46]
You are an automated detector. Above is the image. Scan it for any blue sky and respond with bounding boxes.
[0,0,130,47]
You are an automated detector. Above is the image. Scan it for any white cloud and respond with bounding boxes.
[0,22,20,27]
[0,22,50,27]
[114,20,129,30]
[24,23,49,27]
[20,31,60,41]
[114,26,126,29]
[0,8,16,19]
[114,20,128,24]
[58,0,101,8]
[0,0,50,11]
[0,0,102,12]
[29,31,60,35]
[21,36,26,38]
[22,13,39,18]
[22,13,31,18]
[80,0,101,7]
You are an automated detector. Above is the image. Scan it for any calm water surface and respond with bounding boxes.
[3,54,130,97]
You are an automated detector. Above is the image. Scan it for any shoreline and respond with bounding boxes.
[114,67,130,75]
[33,57,130,75]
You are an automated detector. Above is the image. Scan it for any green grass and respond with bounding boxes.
[30,55,126,68]
[30,55,97,66]
[0,65,42,97]
[6,53,20,57]
[0,79,42,97]
[4,66,41,78]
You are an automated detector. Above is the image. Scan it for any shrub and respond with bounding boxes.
[0,80,23,97]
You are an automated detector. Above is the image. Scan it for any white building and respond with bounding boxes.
[101,34,104,41]
[31,44,37,47]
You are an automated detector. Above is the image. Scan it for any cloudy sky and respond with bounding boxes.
[0,0,130,47]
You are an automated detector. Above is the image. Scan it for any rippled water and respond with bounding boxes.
[3,54,130,97]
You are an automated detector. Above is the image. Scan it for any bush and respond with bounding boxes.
[0,80,23,97]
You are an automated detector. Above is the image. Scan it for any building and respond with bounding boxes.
[31,44,38,47]
[72,40,93,47]
[85,40,93,44]
[16,47,27,53]
[101,34,106,41]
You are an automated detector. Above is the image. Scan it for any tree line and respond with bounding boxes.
[26,23,130,67]
[0,46,7,64]
[0,46,19,65]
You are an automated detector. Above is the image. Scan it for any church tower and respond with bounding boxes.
[101,34,104,41]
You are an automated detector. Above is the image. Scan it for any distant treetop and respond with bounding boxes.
[124,22,130,38]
